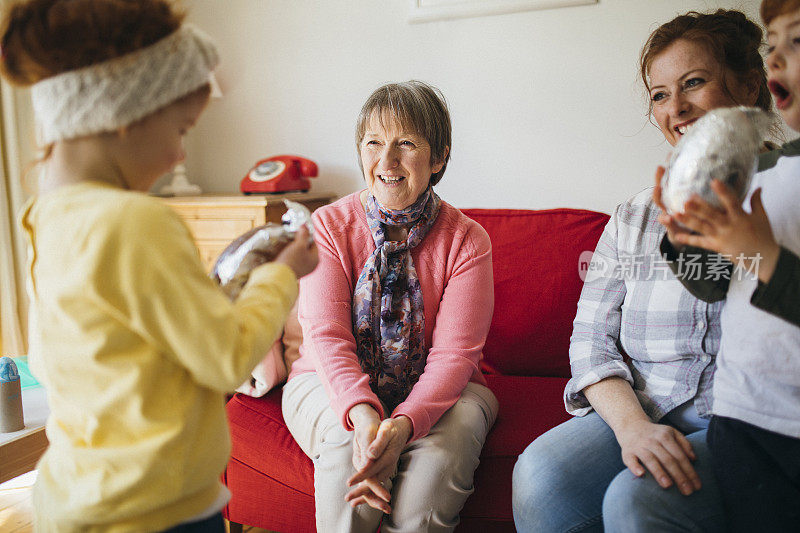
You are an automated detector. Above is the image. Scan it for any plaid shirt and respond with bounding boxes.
[564,188,722,421]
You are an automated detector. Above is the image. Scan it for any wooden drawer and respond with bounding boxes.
[183,218,258,241]
[160,192,335,272]
[197,242,234,270]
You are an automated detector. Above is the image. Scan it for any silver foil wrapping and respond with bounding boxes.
[212,199,314,300]
[661,106,771,215]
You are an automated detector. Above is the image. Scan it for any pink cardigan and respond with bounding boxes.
[289,192,493,442]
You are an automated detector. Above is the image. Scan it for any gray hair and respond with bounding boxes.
[355,80,451,186]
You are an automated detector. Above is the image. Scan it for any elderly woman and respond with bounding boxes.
[512,10,775,533]
[282,80,498,532]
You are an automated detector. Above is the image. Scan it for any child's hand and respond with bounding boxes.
[670,180,781,282]
[274,226,318,279]
[653,166,693,247]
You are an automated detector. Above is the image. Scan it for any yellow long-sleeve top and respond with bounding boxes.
[19,181,298,532]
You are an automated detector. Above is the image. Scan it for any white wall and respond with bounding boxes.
[182,0,763,214]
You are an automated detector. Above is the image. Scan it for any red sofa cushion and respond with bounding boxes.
[225,388,314,532]
[225,374,570,532]
[459,374,571,530]
[461,209,608,377]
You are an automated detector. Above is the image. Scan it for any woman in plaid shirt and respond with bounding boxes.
[512,10,778,533]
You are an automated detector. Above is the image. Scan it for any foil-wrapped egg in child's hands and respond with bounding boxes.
[212,199,315,300]
[660,106,771,216]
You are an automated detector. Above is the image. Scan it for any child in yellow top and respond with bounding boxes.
[0,1,317,531]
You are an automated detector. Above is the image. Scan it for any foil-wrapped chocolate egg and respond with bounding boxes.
[661,107,771,215]
[212,199,314,300]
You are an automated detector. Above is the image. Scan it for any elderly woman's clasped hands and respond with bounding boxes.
[345,406,413,513]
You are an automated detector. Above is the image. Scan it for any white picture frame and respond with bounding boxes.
[408,0,598,23]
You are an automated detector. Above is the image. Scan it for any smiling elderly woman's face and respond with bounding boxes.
[360,110,444,211]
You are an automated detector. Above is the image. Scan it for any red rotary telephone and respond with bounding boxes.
[240,155,318,194]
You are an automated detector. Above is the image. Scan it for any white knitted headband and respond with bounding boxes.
[31,24,219,144]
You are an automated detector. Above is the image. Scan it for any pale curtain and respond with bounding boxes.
[0,77,35,356]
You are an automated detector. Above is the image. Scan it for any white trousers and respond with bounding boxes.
[282,372,498,533]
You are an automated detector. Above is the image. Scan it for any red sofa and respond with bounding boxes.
[223,207,610,532]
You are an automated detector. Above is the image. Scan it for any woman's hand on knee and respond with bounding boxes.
[616,419,702,496]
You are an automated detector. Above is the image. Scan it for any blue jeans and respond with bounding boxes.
[512,412,725,532]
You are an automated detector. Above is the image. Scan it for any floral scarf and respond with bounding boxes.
[352,187,441,412]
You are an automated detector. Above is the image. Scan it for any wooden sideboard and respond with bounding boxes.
[160,192,335,272]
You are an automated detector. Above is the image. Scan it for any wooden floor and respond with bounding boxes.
[0,471,274,533]
[0,471,35,533]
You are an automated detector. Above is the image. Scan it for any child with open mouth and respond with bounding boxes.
[655,1,800,531]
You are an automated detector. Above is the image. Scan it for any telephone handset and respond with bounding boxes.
[240,155,318,194]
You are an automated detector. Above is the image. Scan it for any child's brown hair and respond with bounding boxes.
[761,0,800,25]
[0,0,185,86]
